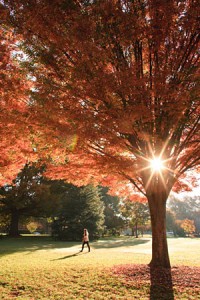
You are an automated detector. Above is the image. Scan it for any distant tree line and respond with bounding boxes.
[166,195,200,237]
[0,164,116,239]
[0,164,199,240]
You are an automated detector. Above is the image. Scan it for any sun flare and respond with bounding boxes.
[150,157,164,172]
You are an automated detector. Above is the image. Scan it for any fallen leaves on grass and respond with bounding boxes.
[112,264,200,299]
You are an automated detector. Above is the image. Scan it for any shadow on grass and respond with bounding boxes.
[52,251,89,261]
[0,236,150,257]
[92,237,150,249]
[0,236,80,257]
[150,266,174,300]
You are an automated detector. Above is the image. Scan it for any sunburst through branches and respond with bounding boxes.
[144,156,167,190]
[139,151,172,191]
[150,157,164,172]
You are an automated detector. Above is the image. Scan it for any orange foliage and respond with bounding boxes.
[1,0,200,200]
[180,219,195,235]
[0,25,37,184]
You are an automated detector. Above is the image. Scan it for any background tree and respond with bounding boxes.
[0,208,10,234]
[52,184,104,241]
[166,210,176,235]
[180,219,195,237]
[100,187,125,236]
[120,200,150,238]
[166,210,185,237]
[193,210,200,236]
[0,163,61,236]
[22,216,52,234]
[26,220,39,233]
[3,0,200,268]
[168,195,200,234]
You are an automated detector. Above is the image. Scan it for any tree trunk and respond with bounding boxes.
[148,192,171,269]
[9,209,20,237]
[131,228,135,236]
[135,221,138,238]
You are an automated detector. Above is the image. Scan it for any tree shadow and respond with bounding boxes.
[52,251,89,261]
[0,236,150,258]
[92,237,150,249]
[150,266,174,300]
[0,236,80,257]
[112,263,175,299]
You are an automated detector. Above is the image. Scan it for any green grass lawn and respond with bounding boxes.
[0,236,199,299]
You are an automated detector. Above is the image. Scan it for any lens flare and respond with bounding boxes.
[150,157,164,171]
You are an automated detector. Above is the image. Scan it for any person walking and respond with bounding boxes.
[80,228,90,252]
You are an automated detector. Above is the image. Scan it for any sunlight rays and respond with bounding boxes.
[150,157,164,172]
[144,155,168,191]
[136,140,176,192]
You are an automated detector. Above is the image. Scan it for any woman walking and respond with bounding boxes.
[80,228,90,252]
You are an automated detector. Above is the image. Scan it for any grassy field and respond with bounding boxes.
[0,236,199,299]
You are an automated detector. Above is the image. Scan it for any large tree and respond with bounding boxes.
[3,0,200,268]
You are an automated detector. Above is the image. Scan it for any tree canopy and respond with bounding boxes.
[0,20,36,185]
[3,0,199,192]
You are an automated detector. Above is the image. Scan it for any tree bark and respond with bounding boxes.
[135,221,138,238]
[9,209,20,237]
[148,192,171,269]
